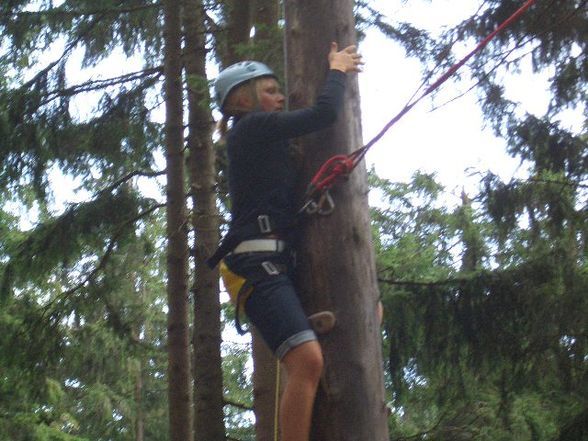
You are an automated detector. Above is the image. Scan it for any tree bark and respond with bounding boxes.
[217,2,282,438]
[248,2,283,439]
[163,1,193,440]
[134,358,145,441]
[252,328,281,441]
[284,0,389,439]
[219,0,253,66]
[183,0,226,440]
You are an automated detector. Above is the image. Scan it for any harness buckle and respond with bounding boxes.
[261,261,280,276]
[257,215,272,233]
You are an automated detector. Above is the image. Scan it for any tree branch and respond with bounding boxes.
[98,169,166,197]
[224,398,254,411]
[21,14,105,90]
[12,3,161,19]
[40,66,164,106]
[378,277,470,287]
[42,202,166,316]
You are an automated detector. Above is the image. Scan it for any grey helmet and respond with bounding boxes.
[215,61,275,110]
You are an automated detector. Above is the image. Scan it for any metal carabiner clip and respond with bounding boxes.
[303,199,319,215]
[317,190,335,216]
[301,189,336,216]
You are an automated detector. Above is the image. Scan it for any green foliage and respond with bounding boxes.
[371,2,587,438]
[372,166,586,439]
[0,189,157,300]
[223,341,255,440]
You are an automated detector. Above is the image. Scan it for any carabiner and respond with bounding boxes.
[316,190,335,215]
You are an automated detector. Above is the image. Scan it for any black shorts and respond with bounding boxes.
[223,251,316,359]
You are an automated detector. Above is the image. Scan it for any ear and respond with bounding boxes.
[236,93,254,110]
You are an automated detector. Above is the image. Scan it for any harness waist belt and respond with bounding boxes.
[232,239,287,254]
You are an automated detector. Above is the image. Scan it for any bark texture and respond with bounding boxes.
[183,0,226,440]
[252,328,281,441]
[284,0,390,439]
[163,0,193,440]
[219,0,253,67]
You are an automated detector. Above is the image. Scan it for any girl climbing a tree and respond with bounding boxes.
[209,42,362,441]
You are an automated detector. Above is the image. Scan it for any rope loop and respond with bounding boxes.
[310,154,355,191]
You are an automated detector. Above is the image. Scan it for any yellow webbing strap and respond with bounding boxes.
[274,359,281,441]
[220,260,253,315]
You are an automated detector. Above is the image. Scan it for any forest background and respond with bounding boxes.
[0,0,586,441]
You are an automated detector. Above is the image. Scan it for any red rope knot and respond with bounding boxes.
[310,154,355,192]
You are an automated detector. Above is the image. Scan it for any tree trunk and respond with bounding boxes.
[163,1,193,440]
[248,2,284,438]
[219,0,253,67]
[252,328,281,441]
[183,1,226,440]
[284,1,389,439]
[217,2,283,438]
[135,358,145,441]
[253,0,279,41]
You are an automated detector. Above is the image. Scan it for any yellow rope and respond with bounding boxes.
[274,359,281,441]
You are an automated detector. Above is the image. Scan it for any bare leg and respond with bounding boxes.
[280,340,324,441]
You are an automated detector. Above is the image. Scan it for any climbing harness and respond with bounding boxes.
[220,241,288,334]
[299,0,538,216]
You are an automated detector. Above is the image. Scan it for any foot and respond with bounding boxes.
[308,311,336,334]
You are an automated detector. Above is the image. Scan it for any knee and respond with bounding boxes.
[303,347,324,380]
[284,342,324,382]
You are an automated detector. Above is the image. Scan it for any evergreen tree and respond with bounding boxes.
[370,1,587,439]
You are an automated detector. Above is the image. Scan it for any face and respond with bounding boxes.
[256,78,285,112]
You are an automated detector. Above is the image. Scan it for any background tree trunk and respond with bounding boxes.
[183,0,226,440]
[251,328,281,441]
[217,2,282,438]
[163,1,193,440]
[219,0,253,67]
[284,0,389,439]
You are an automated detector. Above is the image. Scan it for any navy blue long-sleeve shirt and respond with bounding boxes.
[226,69,346,239]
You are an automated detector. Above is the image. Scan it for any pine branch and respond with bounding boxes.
[430,42,540,113]
[98,169,166,196]
[527,178,588,189]
[224,398,253,411]
[12,3,161,19]
[395,408,451,441]
[20,13,105,90]
[42,202,165,315]
[40,66,164,106]
[428,0,588,112]
[378,276,470,287]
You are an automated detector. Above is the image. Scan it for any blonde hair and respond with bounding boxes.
[216,80,261,139]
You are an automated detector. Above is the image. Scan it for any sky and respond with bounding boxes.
[359,0,545,206]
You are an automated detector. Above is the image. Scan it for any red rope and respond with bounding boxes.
[304,0,537,205]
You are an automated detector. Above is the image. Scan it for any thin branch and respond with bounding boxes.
[98,169,166,196]
[428,0,586,112]
[42,203,166,315]
[378,277,470,287]
[395,408,451,441]
[224,398,254,411]
[21,14,104,90]
[429,42,540,113]
[40,66,164,106]
[527,178,588,189]
[12,3,161,19]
